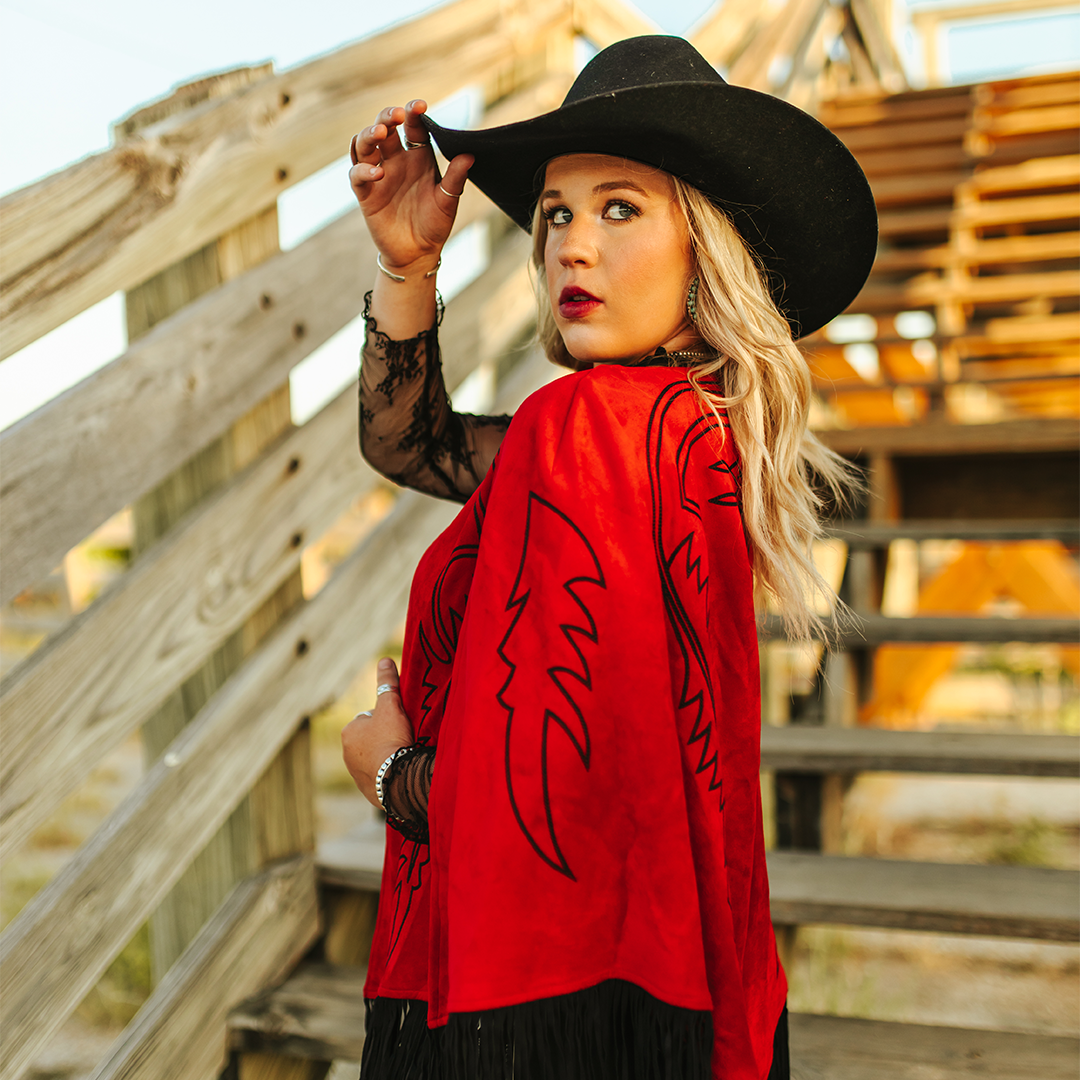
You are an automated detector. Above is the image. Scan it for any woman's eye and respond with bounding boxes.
[605,201,638,221]
[545,207,572,226]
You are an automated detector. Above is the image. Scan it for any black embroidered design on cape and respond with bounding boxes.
[498,492,605,880]
[647,383,739,810]
[386,491,488,959]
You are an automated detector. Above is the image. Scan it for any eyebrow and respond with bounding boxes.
[539,180,651,201]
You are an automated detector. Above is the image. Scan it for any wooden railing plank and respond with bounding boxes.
[0,83,546,608]
[0,0,573,358]
[0,345,555,1078]
[572,0,659,47]
[0,487,460,1080]
[768,852,1079,941]
[825,518,1080,546]
[760,726,1080,778]
[818,417,1080,456]
[89,856,319,1080]
[0,230,536,863]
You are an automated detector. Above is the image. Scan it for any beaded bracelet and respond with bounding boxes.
[374,748,407,813]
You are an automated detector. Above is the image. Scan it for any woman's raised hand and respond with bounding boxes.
[349,100,474,273]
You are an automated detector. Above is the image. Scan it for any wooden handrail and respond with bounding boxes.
[0,0,573,359]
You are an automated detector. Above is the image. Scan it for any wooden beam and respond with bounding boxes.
[760,612,1080,644]
[788,1013,1080,1080]
[572,0,658,47]
[229,962,367,1063]
[826,518,1079,545]
[909,0,1076,24]
[835,115,970,152]
[760,725,1080,777]
[0,230,534,863]
[819,417,1079,455]
[0,0,572,358]
[0,82,543,608]
[0,486,459,1080]
[88,856,320,1080]
[768,852,1079,940]
[689,0,772,71]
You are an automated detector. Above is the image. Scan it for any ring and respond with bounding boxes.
[438,184,461,199]
[403,137,429,151]
[355,710,373,718]
[376,683,397,696]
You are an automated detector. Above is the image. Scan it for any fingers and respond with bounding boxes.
[402,99,431,151]
[437,153,474,202]
[375,657,400,697]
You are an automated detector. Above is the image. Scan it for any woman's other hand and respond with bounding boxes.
[349,99,474,273]
[342,657,415,808]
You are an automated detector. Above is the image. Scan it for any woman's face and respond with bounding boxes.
[541,154,701,365]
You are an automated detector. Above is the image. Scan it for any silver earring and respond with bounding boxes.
[686,276,700,324]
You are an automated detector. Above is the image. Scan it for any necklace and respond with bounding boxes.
[665,349,718,362]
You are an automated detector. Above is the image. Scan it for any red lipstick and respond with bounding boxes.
[558,285,602,319]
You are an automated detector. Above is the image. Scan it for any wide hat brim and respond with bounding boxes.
[422,39,877,339]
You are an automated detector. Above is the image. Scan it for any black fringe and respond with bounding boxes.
[361,980,713,1080]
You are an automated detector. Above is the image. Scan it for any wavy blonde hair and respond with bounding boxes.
[531,177,858,640]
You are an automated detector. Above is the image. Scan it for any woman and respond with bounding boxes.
[341,35,876,1080]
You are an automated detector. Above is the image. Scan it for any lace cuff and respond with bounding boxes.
[382,743,436,844]
[359,292,512,503]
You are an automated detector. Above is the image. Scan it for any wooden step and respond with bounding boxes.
[788,1013,1080,1080]
[315,835,1079,942]
[824,518,1079,546]
[760,612,1080,645]
[767,852,1079,941]
[227,962,1080,1077]
[761,726,1080,778]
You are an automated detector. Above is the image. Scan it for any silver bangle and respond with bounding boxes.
[374,748,406,813]
[377,252,441,282]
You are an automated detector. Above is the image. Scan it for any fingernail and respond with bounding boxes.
[407,99,417,110]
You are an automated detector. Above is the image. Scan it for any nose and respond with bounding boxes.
[554,217,599,268]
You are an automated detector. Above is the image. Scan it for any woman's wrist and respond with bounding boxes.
[376,250,443,279]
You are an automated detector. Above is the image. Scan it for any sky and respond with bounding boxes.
[1,0,1077,429]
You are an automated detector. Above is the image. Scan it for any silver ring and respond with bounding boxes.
[438,184,461,199]
[355,710,373,718]
[403,137,429,151]
[376,683,397,696]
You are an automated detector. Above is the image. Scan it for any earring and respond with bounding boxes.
[686,276,700,324]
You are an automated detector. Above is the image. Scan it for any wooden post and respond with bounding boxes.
[121,74,325,1080]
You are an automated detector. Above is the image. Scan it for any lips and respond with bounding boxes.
[558,285,602,319]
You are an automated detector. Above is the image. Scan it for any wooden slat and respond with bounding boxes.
[0,0,572,358]
[572,0,658,47]
[0,230,535,862]
[689,0,771,70]
[89,856,320,1080]
[788,1013,1080,1080]
[818,417,1079,455]
[760,613,1080,644]
[975,103,1080,139]
[876,205,953,239]
[760,726,1080,778]
[870,170,969,208]
[956,191,1080,229]
[229,962,367,1063]
[866,270,1080,310]
[820,90,973,129]
[826,518,1080,545]
[854,142,971,177]
[225,962,1080,1077]
[767,852,1079,941]
[835,116,970,153]
[0,80,544,607]
[0,486,460,1080]
[963,154,1080,196]
[0,344,556,1079]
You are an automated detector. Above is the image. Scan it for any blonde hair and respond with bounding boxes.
[531,178,858,640]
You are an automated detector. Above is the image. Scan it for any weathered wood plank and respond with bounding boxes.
[0,346,556,1078]
[0,0,572,357]
[572,0,658,47]
[760,613,1080,644]
[0,232,536,862]
[761,726,1080,778]
[825,519,1080,546]
[226,964,1080,1076]
[818,417,1079,456]
[0,85,543,607]
[0,486,458,1080]
[768,852,1079,940]
[229,963,367,1063]
[89,856,320,1080]
[788,1013,1080,1080]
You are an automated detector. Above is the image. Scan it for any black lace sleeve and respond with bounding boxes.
[359,292,512,502]
[381,744,436,844]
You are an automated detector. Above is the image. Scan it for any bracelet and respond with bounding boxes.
[377,252,441,282]
[374,748,407,814]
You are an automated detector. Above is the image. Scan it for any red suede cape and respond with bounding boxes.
[363,364,786,1079]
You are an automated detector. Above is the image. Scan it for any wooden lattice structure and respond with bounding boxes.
[1,1,1078,1078]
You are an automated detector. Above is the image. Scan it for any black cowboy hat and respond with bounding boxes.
[422,35,877,339]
